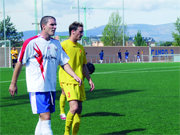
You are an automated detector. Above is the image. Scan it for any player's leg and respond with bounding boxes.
[12,60,15,69]
[65,100,78,135]
[29,92,55,135]
[35,117,42,135]
[72,84,86,135]
[72,101,82,135]
[63,83,85,135]
[59,89,66,120]
[39,112,53,135]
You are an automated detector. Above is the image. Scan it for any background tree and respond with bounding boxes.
[134,31,146,46]
[0,16,23,46]
[101,11,127,46]
[159,41,173,46]
[172,17,180,46]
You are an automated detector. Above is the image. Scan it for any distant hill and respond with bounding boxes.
[126,23,175,41]
[23,23,175,42]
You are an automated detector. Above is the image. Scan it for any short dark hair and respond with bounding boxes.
[69,21,83,36]
[40,16,56,30]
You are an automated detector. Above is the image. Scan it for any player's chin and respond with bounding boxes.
[79,36,83,40]
[50,31,55,36]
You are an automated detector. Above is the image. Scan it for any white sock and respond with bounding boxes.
[35,118,42,135]
[41,120,53,135]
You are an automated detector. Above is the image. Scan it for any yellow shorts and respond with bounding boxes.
[60,82,86,102]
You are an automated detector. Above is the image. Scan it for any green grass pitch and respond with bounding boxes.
[0,62,180,135]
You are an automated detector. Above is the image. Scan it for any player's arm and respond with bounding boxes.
[62,63,82,86]
[83,64,95,92]
[15,50,18,56]
[11,51,14,56]
[9,61,23,96]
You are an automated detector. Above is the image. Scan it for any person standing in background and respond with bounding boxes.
[125,50,129,63]
[137,49,141,62]
[118,49,122,63]
[99,50,104,63]
[11,46,18,69]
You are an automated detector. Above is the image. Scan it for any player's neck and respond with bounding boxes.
[69,36,78,43]
[40,32,51,41]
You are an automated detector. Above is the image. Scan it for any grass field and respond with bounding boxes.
[0,62,180,135]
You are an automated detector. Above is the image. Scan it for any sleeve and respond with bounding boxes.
[16,50,18,55]
[18,40,30,64]
[83,47,87,64]
[58,43,69,66]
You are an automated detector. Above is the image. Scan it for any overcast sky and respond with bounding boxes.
[1,0,180,32]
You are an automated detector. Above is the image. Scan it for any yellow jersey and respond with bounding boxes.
[59,39,87,84]
[11,49,18,59]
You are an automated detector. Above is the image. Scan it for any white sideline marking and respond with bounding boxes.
[94,69,180,75]
[0,79,26,84]
[1,66,179,83]
[94,66,180,75]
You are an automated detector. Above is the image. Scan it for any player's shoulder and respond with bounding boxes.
[61,39,70,47]
[24,35,39,44]
[77,42,83,47]
[77,42,85,50]
[50,37,61,46]
[21,35,39,49]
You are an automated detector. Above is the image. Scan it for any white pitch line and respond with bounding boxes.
[0,76,60,84]
[0,79,26,84]
[94,69,180,75]
[1,66,179,83]
[94,66,180,75]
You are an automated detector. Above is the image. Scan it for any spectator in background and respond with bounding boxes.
[99,50,104,63]
[11,46,18,69]
[125,50,129,63]
[118,49,122,63]
[137,49,141,62]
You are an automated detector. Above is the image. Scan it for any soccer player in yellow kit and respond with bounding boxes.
[59,22,95,135]
[11,47,18,69]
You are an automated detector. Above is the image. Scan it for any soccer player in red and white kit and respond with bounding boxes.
[9,16,82,135]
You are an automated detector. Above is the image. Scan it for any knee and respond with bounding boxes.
[40,112,51,120]
[61,89,65,95]
[70,105,78,114]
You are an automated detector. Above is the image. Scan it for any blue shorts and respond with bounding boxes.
[29,92,56,114]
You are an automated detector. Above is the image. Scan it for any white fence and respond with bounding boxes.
[0,40,11,68]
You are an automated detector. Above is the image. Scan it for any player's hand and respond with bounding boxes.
[9,83,17,96]
[74,76,82,86]
[89,79,95,92]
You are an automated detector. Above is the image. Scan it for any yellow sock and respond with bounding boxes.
[64,111,74,135]
[60,94,66,114]
[72,113,81,135]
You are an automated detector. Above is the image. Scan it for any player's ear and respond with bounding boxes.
[71,30,76,35]
[42,24,46,30]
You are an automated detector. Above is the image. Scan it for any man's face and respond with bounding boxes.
[43,18,57,36]
[73,26,84,41]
